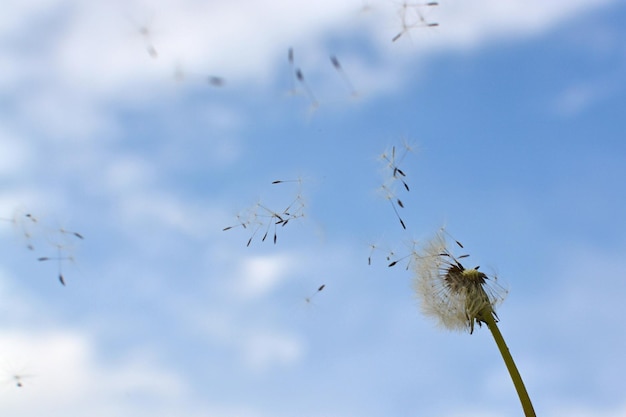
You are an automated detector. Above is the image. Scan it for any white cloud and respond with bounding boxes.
[236,254,295,299]
[552,78,619,116]
[241,330,304,372]
[111,188,228,240]
[3,0,615,107]
[15,86,116,141]
[0,129,33,179]
[0,0,617,181]
[432,0,614,49]
[0,329,188,416]
[104,154,158,192]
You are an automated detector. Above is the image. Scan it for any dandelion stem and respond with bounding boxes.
[481,309,536,417]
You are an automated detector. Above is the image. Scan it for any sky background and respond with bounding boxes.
[1,0,626,416]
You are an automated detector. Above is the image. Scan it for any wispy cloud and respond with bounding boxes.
[0,330,188,416]
[236,254,295,299]
[552,78,619,116]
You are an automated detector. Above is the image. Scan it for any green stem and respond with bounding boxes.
[482,311,536,417]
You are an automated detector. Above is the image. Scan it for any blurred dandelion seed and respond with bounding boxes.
[1,360,36,389]
[367,242,381,265]
[8,373,34,388]
[271,178,303,185]
[287,47,296,95]
[146,44,158,58]
[136,21,158,58]
[1,209,39,250]
[301,284,326,309]
[125,11,160,59]
[174,63,185,82]
[330,55,358,97]
[392,1,439,42]
[171,62,225,87]
[38,226,84,286]
[304,284,326,305]
[295,68,319,111]
[38,251,75,286]
[207,76,226,87]
[59,227,84,240]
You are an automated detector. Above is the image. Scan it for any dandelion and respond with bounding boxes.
[412,229,536,417]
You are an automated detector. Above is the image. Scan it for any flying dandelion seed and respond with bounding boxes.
[38,251,75,286]
[132,21,158,58]
[22,212,38,250]
[392,1,439,42]
[59,227,84,240]
[287,47,297,95]
[123,9,166,59]
[368,239,419,269]
[173,63,185,82]
[295,68,319,110]
[381,142,413,191]
[223,213,250,232]
[377,140,416,229]
[359,0,374,13]
[146,44,158,58]
[385,239,419,270]
[367,242,379,265]
[38,226,84,286]
[1,210,39,250]
[304,284,326,305]
[224,179,305,246]
[272,178,303,185]
[172,62,225,87]
[135,19,158,58]
[379,183,406,230]
[367,242,395,266]
[207,76,225,87]
[0,361,36,389]
[329,55,358,97]
[9,374,34,388]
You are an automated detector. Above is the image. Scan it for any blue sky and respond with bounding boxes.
[1,0,625,416]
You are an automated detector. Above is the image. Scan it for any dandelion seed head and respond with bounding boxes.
[413,231,507,333]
